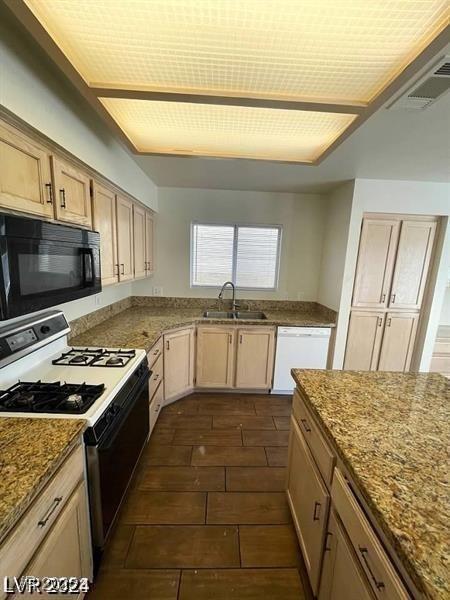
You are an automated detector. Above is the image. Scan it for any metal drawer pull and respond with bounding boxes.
[153,373,160,380]
[377,317,383,327]
[359,546,385,590]
[38,496,62,528]
[380,293,386,302]
[166,340,170,350]
[120,263,125,275]
[312,501,321,521]
[45,182,53,204]
[391,293,396,304]
[324,531,333,551]
[229,334,232,344]
[300,418,311,433]
[153,349,159,355]
[387,318,392,327]
[59,188,66,208]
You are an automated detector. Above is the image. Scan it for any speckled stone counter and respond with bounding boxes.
[291,369,450,600]
[70,305,335,352]
[0,418,86,541]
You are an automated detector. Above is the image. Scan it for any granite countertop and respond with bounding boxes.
[70,305,335,352]
[0,418,86,541]
[291,369,450,600]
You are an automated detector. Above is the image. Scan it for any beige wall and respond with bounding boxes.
[133,187,327,301]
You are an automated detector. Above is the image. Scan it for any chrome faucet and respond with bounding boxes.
[218,281,239,311]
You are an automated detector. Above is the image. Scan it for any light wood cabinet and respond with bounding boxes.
[145,211,154,274]
[51,156,92,228]
[378,312,419,372]
[389,220,436,310]
[196,326,235,388]
[133,203,146,279]
[19,483,91,599]
[352,218,400,308]
[287,416,330,596]
[0,121,54,219]
[92,181,118,285]
[344,311,385,371]
[116,195,134,281]
[319,511,374,600]
[235,327,275,389]
[164,327,195,402]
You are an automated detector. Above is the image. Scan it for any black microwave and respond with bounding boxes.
[0,213,101,320]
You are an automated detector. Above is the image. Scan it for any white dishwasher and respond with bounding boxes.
[272,327,331,394]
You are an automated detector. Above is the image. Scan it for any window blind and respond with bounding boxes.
[191,224,234,286]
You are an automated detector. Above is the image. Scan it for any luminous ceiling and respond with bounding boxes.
[20,0,450,162]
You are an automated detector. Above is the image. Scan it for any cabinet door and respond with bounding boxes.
[319,511,373,600]
[0,122,53,219]
[164,328,195,401]
[116,195,134,281]
[352,218,400,308]
[133,203,146,279]
[196,327,235,388]
[287,416,330,596]
[378,313,419,372]
[145,211,154,274]
[92,182,118,286]
[51,156,92,227]
[19,483,91,599]
[344,311,384,371]
[389,220,436,310]
[235,327,275,389]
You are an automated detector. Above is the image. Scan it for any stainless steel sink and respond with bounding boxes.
[203,310,235,319]
[234,311,267,320]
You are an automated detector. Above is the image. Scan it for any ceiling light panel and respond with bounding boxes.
[24,0,448,104]
[98,98,356,161]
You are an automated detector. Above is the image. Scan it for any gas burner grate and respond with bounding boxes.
[0,381,105,414]
[52,348,136,368]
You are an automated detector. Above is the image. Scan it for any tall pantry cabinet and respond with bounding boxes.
[344,214,437,372]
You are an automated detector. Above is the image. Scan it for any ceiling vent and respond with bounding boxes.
[388,56,450,110]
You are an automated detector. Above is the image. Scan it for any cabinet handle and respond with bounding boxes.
[358,546,385,590]
[115,264,120,276]
[153,373,160,381]
[312,501,321,521]
[377,317,383,327]
[155,404,161,411]
[387,318,392,327]
[300,418,311,433]
[380,293,386,303]
[229,334,232,344]
[120,263,125,275]
[45,182,53,204]
[391,293,396,304]
[153,349,160,356]
[38,496,62,527]
[166,340,170,351]
[59,188,66,208]
[239,334,242,344]
[324,531,333,552]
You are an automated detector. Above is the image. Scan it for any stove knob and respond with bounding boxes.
[40,325,51,334]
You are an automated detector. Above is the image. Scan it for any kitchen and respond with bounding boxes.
[0,1,449,599]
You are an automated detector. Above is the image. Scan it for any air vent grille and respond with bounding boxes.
[434,62,450,76]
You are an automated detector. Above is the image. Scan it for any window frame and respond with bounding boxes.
[190,221,283,291]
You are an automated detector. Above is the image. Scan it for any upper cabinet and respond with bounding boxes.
[116,195,134,282]
[92,181,118,286]
[389,220,436,310]
[352,218,399,308]
[0,122,54,219]
[133,203,146,279]
[51,156,92,228]
[145,211,154,274]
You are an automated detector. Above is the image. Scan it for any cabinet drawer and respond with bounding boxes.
[149,383,164,434]
[331,468,410,600]
[147,337,163,368]
[0,443,84,592]
[293,389,335,486]
[149,354,163,400]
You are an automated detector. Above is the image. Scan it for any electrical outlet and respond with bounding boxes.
[153,287,163,296]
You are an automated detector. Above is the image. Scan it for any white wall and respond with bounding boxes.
[0,7,157,211]
[439,286,450,326]
[133,187,327,301]
[332,178,450,370]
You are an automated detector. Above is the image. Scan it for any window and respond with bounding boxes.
[191,223,282,289]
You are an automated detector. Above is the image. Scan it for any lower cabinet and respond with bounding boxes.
[196,327,235,388]
[235,327,275,389]
[147,338,164,433]
[377,312,418,372]
[164,327,195,402]
[319,511,374,600]
[286,415,330,596]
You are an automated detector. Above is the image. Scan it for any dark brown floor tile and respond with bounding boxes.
[243,430,289,447]
[88,569,180,600]
[273,416,291,430]
[213,415,275,430]
[149,428,175,444]
[179,568,304,600]
[191,446,267,466]
[239,525,301,567]
[173,429,242,446]
[198,398,256,415]
[266,446,289,466]
[140,444,192,466]
[157,414,213,430]
[207,492,290,524]
[135,466,225,491]
[120,491,206,524]
[226,467,286,491]
[254,398,292,416]
[126,525,240,568]
[163,397,199,414]
[100,524,134,568]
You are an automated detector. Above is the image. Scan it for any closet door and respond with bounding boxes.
[344,311,384,371]
[352,218,400,308]
[378,313,419,372]
[389,220,436,310]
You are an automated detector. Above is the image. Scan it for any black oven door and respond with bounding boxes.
[0,237,101,319]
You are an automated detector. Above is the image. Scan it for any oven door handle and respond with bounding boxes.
[81,248,95,286]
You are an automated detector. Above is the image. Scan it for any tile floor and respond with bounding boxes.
[87,393,311,600]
